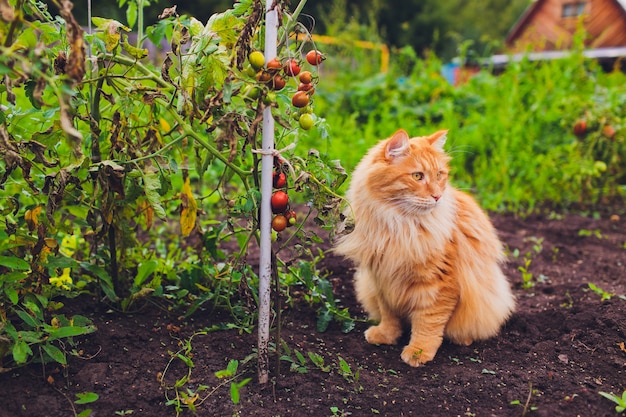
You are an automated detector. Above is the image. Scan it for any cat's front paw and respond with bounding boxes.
[400,345,437,367]
[364,325,401,345]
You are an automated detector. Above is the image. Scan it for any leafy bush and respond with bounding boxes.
[312,41,626,212]
[0,0,345,369]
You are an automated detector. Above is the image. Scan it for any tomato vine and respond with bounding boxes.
[0,0,349,374]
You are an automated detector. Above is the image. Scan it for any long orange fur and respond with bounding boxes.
[335,129,515,367]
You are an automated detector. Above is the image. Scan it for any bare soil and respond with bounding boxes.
[1,210,625,417]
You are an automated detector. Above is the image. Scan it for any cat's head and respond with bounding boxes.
[362,129,451,214]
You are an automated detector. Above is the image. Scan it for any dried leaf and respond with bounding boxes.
[180,176,197,237]
[58,0,85,83]
[26,140,59,168]
[53,51,67,75]
[161,54,173,84]
[0,0,15,22]
[3,74,15,105]
[158,5,177,20]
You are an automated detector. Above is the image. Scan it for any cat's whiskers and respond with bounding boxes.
[387,195,437,215]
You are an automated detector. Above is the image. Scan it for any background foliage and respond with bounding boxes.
[69,0,531,60]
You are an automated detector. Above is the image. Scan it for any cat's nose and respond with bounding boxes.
[432,195,441,202]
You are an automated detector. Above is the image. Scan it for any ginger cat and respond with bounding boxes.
[335,129,515,367]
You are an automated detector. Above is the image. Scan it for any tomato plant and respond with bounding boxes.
[0,0,349,380]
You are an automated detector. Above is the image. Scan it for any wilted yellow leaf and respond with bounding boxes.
[24,205,42,231]
[137,199,154,231]
[159,117,171,132]
[180,176,197,237]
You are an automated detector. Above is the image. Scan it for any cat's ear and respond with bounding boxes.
[385,129,410,160]
[427,130,448,153]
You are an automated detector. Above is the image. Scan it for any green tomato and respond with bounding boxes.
[249,51,265,70]
[263,91,277,105]
[241,84,260,100]
[299,113,315,130]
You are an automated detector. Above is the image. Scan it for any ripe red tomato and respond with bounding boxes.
[602,125,616,138]
[266,57,282,71]
[297,82,314,92]
[306,50,324,65]
[298,71,313,84]
[283,59,301,76]
[573,120,586,136]
[271,190,289,213]
[271,75,286,90]
[272,215,288,232]
[291,91,310,108]
[273,171,287,188]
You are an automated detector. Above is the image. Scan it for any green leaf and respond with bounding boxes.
[230,382,240,404]
[125,2,137,28]
[47,325,95,341]
[81,262,118,301]
[134,259,158,287]
[24,80,41,110]
[0,256,30,271]
[341,319,355,334]
[5,286,18,304]
[75,392,100,405]
[16,310,39,328]
[13,340,32,364]
[316,309,332,332]
[338,357,351,374]
[205,10,242,47]
[42,343,67,365]
[227,359,239,374]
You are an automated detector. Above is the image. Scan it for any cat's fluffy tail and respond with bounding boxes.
[444,261,516,345]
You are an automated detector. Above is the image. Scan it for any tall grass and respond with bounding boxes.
[303,45,626,213]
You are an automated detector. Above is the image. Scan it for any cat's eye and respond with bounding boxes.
[412,172,424,181]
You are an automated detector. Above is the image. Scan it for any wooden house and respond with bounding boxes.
[505,0,626,52]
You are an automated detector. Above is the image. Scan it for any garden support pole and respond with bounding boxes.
[258,0,279,386]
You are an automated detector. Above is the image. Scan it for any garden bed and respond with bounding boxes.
[1,209,625,417]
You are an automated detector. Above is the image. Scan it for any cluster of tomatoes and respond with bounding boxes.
[245,49,324,131]
[573,119,616,139]
[270,157,297,232]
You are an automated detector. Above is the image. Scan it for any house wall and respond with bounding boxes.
[508,0,626,52]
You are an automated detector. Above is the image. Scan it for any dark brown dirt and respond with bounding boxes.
[1,210,625,417]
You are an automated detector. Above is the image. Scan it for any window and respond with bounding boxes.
[562,2,587,17]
